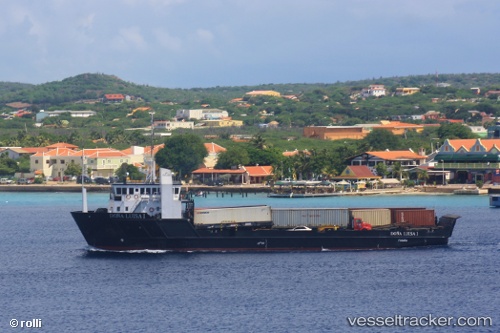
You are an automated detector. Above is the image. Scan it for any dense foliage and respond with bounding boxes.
[1,72,498,178]
[155,134,208,178]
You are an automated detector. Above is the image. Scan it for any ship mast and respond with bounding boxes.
[145,111,156,183]
[81,148,88,213]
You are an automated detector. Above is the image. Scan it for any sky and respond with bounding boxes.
[1,0,499,88]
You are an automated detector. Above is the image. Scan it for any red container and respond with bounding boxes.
[393,209,435,226]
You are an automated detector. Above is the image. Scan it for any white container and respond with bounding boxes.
[194,205,272,225]
[271,208,350,227]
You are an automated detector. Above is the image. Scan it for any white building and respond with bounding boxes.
[153,120,194,131]
[36,110,96,122]
[176,108,229,120]
[361,85,386,98]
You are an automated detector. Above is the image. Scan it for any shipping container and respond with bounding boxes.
[389,207,426,224]
[350,209,391,226]
[194,205,272,225]
[392,209,436,226]
[271,208,350,227]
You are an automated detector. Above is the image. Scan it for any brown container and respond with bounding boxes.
[393,209,435,226]
[389,207,426,224]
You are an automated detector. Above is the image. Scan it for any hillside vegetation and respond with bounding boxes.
[0,72,499,154]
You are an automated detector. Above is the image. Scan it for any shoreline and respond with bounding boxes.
[0,183,488,196]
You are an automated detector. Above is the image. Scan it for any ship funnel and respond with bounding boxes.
[160,168,182,219]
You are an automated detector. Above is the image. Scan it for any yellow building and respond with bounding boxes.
[303,126,369,140]
[374,121,424,135]
[395,87,420,96]
[245,90,281,97]
[304,121,424,141]
[202,119,244,127]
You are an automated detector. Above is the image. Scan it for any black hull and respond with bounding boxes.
[71,211,458,252]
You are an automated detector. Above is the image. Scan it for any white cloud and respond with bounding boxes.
[111,26,148,51]
[154,28,182,51]
[195,29,214,44]
[0,0,499,87]
[78,13,95,30]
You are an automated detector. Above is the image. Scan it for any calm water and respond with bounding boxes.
[0,191,498,332]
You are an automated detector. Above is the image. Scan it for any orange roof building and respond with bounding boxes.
[435,138,500,184]
[104,94,125,102]
[335,165,380,180]
[202,142,227,168]
[192,165,273,185]
[438,138,500,156]
[29,143,164,180]
[350,149,427,175]
[46,142,79,149]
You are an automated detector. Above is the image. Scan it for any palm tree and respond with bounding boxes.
[417,169,429,185]
[321,165,338,180]
[392,162,402,180]
[250,134,267,149]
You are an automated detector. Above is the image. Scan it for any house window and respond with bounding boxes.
[102,160,105,165]
[46,160,50,164]
[60,160,65,164]
[35,160,39,164]
[51,159,57,164]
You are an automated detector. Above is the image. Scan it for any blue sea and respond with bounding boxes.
[0,191,498,333]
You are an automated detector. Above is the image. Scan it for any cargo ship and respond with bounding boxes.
[71,168,460,252]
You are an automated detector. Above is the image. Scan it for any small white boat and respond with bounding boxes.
[488,187,500,207]
[489,194,500,207]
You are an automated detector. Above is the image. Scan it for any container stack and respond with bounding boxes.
[194,205,272,226]
[271,208,350,227]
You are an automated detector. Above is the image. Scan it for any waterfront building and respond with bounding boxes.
[434,138,500,184]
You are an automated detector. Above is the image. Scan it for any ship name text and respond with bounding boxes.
[390,231,418,236]
[110,213,145,219]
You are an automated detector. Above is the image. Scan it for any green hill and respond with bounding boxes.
[2,72,500,106]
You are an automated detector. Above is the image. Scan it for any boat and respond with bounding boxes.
[488,186,500,207]
[268,180,345,198]
[71,168,461,252]
[454,186,487,195]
